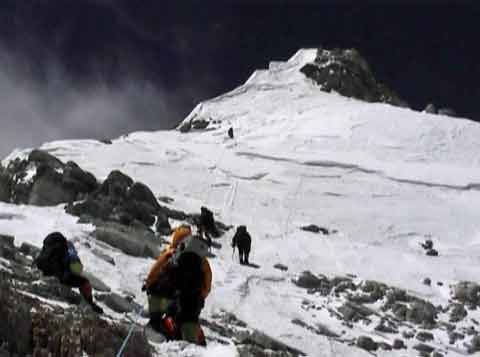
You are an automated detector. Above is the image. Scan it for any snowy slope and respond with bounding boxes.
[2,49,480,356]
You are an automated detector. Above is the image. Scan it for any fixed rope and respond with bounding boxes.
[115,307,143,357]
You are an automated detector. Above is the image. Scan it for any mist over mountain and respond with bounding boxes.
[0,0,479,157]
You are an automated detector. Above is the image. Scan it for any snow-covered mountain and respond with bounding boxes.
[1,49,480,356]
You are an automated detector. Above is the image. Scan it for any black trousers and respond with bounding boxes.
[238,247,250,264]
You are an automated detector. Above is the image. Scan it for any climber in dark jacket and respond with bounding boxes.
[232,226,252,265]
[196,206,218,239]
[35,232,103,314]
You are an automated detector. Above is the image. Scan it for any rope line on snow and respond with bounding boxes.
[115,307,143,357]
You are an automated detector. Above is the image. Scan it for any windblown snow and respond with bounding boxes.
[2,49,480,356]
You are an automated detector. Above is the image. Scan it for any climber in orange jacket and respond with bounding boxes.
[143,225,212,345]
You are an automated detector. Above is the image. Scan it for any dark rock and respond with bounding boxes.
[128,182,160,210]
[463,326,477,336]
[19,242,40,257]
[104,293,134,313]
[374,321,398,334]
[438,107,457,117]
[91,248,115,265]
[3,151,97,206]
[423,278,432,286]
[0,235,15,260]
[414,343,434,354]
[300,224,329,234]
[407,300,437,327]
[392,339,406,349]
[386,288,411,304]
[157,196,174,204]
[274,263,288,272]
[426,248,439,256]
[449,303,468,322]
[333,279,356,294]
[301,48,407,107]
[291,319,339,338]
[236,329,305,356]
[82,272,111,293]
[421,239,433,250]
[178,120,192,133]
[437,281,444,286]
[0,166,10,202]
[160,205,188,221]
[292,271,331,295]
[402,330,416,339]
[392,303,408,320]
[93,222,160,258]
[0,235,14,248]
[62,161,98,193]
[432,352,444,357]
[424,103,437,114]
[448,331,465,344]
[378,342,392,351]
[28,150,63,169]
[0,275,151,357]
[191,119,210,130]
[338,302,374,322]
[356,336,378,351]
[453,282,480,307]
[29,166,76,206]
[99,170,134,199]
[361,280,387,301]
[416,331,434,342]
[155,212,172,235]
[469,335,480,354]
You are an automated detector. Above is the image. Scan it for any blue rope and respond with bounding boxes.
[115,307,143,357]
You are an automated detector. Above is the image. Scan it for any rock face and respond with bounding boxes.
[356,336,378,351]
[0,150,98,206]
[453,281,480,308]
[0,237,151,357]
[204,311,306,357]
[67,170,160,228]
[93,222,161,258]
[301,48,407,107]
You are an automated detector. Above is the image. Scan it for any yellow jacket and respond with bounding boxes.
[145,226,212,299]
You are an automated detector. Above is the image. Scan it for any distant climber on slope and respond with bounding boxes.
[195,206,219,249]
[232,225,252,265]
[34,232,103,314]
[142,225,212,346]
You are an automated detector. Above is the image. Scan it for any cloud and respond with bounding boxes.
[0,46,188,160]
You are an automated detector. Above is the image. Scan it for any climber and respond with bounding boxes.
[34,232,103,314]
[232,225,252,265]
[142,225,212,346]
[196,206,219,238]
[228,127,234,139]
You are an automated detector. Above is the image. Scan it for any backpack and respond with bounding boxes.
[172,235,210,291]
[149,235,209,297]
[35,232,68,277]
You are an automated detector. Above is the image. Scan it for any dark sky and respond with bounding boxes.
[0,0,479,158]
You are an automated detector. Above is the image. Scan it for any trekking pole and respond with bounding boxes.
[115,306,143,357]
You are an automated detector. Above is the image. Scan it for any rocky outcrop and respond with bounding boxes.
[93,222,161,258]
[424,103,458,117]
[452,281,480,308]
[204,311,306,357]
[0,150,98,206]
[301,48,407,107]
[0,236,151,357]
